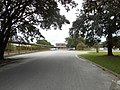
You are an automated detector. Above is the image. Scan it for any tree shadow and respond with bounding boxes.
[100,55,120,59]
[0,57,29,66]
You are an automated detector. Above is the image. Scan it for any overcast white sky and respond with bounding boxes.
[40,0,83,45]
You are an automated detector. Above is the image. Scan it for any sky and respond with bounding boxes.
[40,0,83,45]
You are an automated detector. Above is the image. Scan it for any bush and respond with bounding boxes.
[76,42,86,50]
[5,43,16,52]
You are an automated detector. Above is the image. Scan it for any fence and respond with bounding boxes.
[4,41,50,56]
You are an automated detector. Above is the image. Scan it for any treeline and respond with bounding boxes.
[66,36,120,52]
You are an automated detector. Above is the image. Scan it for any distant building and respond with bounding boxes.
[55,43,66,49]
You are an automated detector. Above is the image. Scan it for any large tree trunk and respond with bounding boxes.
[0,45,5,60]
[107,29,113,56]
[0,31,10,60]
[0,34,5,60]
[0,41,9,60]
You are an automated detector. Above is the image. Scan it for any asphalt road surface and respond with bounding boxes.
[0,50,116,90]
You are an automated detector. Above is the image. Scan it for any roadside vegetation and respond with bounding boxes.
[4,41,51,56]
[80,52,120,74]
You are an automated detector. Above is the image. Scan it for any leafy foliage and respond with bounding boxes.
[5,43,16,52]
[113,36,120,49]
[65,36,85,49]
[70,0,120,55]
[70,11,101,47]
[36,39,51,46]
[76,42,86,50]
[0,0,77,59]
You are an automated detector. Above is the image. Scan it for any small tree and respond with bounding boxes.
[76,42,86,50]
[93,43,100,53]
[113,36,120,49]
[65,36,85,49]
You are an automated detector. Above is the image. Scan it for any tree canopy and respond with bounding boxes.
[0,0,77,60]
[70,0,120,55]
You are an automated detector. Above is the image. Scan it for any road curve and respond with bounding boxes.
[0,50,115,90]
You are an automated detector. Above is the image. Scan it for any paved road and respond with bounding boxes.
[0,50,115,90]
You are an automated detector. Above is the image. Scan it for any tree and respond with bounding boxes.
[70,0,120,56]
[102,36,120,50]
[93,43,100,53]
[113,36,120,49]
[36,39,51,46]
[70,11,101,47]
[65,37,75,48]
[65,36,85,49]
[0,0,77,60]
[76,42,86,50]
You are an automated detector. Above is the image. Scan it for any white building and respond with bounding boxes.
[55,43,66,49]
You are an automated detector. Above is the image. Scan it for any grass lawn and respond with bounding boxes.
[79,52,120,74]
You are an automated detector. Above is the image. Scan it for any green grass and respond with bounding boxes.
[80,52,120,74]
